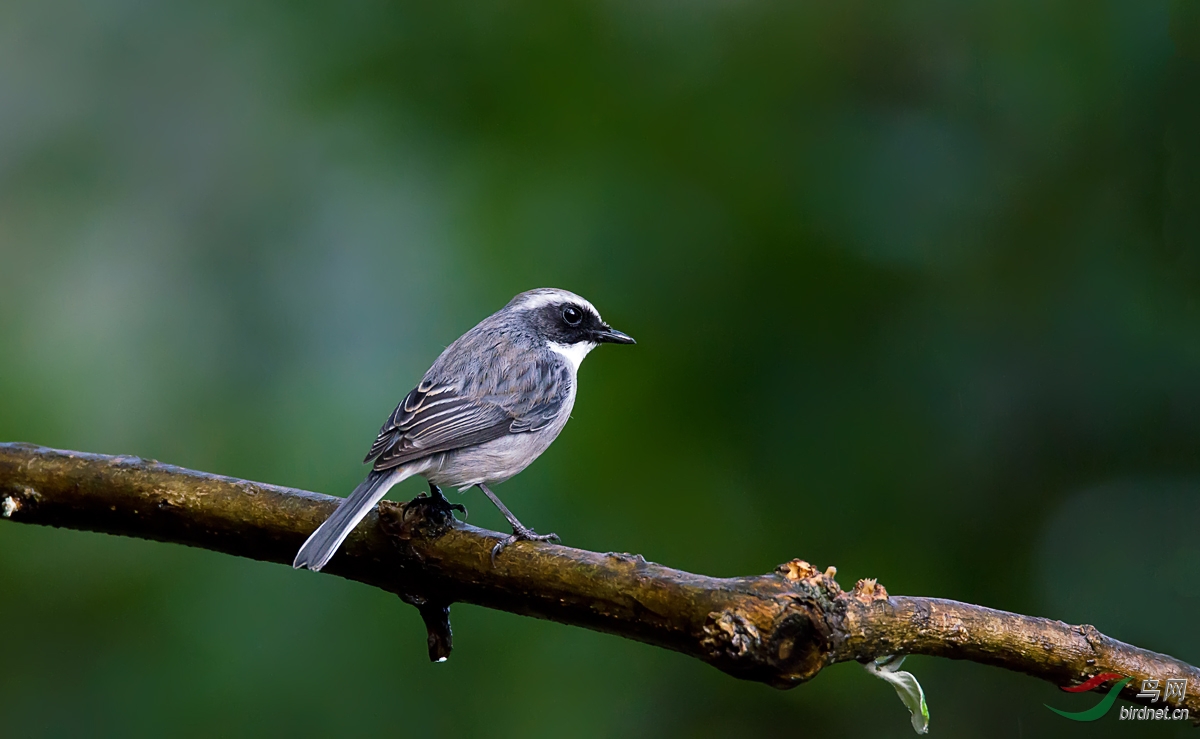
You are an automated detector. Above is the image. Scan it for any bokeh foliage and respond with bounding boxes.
[2,1,1198,736]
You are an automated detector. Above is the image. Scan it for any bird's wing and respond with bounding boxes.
[365,354,573,471]
[365,381,512,471]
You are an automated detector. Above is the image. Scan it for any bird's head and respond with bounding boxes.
[506,288,635,369]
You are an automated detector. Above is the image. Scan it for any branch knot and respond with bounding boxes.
[702,609,762,661]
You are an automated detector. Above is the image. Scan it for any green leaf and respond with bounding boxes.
[865,655,930,734]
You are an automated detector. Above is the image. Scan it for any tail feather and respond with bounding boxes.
[293,469,408,571]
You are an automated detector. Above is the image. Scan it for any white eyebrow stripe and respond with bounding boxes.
[510,290,598,317]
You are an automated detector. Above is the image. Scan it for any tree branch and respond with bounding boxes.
[2,442,1196,719]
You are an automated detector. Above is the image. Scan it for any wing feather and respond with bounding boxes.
[364,353,574,472]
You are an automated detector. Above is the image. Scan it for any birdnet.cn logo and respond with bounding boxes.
[1044,673,1190,722]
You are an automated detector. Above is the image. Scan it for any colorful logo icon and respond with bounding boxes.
[1045,673,1131,721]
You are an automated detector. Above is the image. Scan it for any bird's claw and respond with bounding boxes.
[408,489,466,519]
[431,485,466,513]
[490,526,560,564]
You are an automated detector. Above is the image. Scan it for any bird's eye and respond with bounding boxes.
[562,306,583,326]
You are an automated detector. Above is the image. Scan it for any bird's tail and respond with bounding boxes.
[293,468,408,571]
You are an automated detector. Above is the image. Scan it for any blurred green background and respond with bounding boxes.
[2,1,1198,736]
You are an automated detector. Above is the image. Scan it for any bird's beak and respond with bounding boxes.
[592,325,636,345]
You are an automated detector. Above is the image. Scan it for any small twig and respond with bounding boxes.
[1,442,1196,719]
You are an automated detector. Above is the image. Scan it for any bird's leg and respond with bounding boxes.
[477,483,558,563]
[427,482,466,513]
[408,481,466,518]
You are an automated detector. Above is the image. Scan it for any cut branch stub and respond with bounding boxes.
[378,498,459,662]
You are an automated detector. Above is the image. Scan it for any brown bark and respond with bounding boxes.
[1,442,1196,719]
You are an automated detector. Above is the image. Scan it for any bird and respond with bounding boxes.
[293,287,635,571]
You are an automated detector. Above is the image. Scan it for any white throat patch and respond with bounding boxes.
[548,340,597,372]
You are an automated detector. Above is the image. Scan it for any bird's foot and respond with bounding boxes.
[490,526,559,564]
[430,487,467,515]
[408,485,466,520]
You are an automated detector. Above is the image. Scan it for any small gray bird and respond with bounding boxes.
[293,287,635,571]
